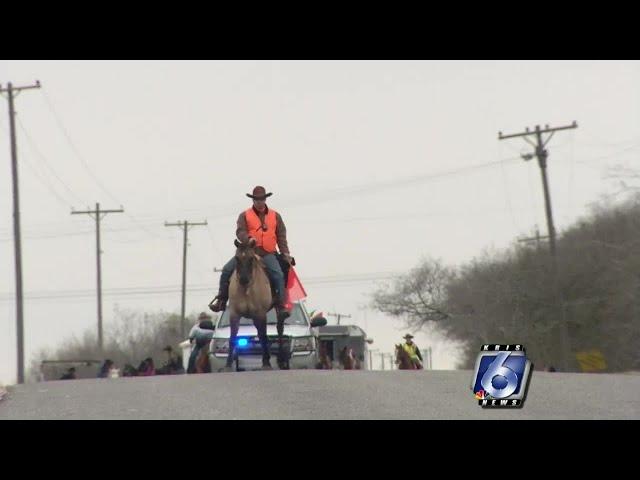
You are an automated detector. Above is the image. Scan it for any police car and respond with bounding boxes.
[208,302,327,371]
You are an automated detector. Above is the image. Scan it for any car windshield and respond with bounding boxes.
[217,304,309,328]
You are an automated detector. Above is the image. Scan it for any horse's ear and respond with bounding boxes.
[248,237,256,248]
[234,239,241,248]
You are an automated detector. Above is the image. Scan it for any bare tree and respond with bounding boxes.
[370,197,640,372]
[371,257,455,332]
[28,307,206,381]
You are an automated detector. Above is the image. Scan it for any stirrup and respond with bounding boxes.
[208,296,227,312]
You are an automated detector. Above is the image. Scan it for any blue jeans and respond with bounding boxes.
[219,253,285,304]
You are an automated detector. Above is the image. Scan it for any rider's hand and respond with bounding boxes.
[283,254,293,265]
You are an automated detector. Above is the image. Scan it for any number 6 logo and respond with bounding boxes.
[481,352,519,399]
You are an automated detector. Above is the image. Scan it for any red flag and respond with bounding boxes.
[285,267,307,309]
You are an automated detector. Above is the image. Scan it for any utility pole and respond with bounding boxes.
[425,346,432,369]
[518,226,550,249]
[1,80,41,384]
[72,203,124,351]
[328,312,352,325]
[499,122,577,259]
[368,348,379,370]
[499,121,578,371]
[387,353,395,370]
[379,352,386,370]
[165,220,207,337]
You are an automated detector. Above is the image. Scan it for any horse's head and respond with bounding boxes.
[395,344,415,369]
[339,347,355,369]
[395,344,404,359]
[234,238,257,286]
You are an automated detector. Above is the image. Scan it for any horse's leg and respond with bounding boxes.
[187,343,199,374]
[276,315,288,370]
[196,342,211,373]
[254,317,272,370]
[196,350,205,373]
[222,314,240,371]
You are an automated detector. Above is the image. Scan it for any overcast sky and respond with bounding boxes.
[1,60,639,384]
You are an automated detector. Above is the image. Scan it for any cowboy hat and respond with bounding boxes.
[246,185,273,200]
[403,334,414,340]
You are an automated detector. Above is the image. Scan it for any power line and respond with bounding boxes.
[0,202,586,242]
[13,142,72,207]
[96,155,525,225]
[576,143,640,165]
[1,143,630,241]
[39,88,163,240]
[281,156,524,211]
[40,88,122,206]
[1,140,630,246]
[0,225,170,242]
[0,120,72,208]
[16,114,85,205]
[0,272,402,302]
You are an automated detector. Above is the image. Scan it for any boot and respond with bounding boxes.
[262,353,272,370]
[275,302,291,322]
[208,295,227,312]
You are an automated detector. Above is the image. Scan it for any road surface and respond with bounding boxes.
[1,370,638,419]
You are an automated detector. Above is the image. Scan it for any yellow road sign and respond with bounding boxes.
[576,350,607,372]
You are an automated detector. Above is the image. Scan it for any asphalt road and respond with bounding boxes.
[1,370,638,419]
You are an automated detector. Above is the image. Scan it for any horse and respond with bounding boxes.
[317,341,333,369]
[195,341,211,373]
[354,355,363,370]
[220,238,286,372]
[395,344,423,370]
[339,346,356,370]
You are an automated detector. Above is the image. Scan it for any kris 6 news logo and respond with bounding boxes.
[471,344,532,408]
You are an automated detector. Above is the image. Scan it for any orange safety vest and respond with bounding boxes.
[244,207,278,253]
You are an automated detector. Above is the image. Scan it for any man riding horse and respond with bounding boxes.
[209,185,293,321]
[401,334,423,369]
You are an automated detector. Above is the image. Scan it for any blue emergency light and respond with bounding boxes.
[237,338,248,347]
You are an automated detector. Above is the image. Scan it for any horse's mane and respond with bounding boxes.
[251,253,266,271]
[236,250,267,277]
